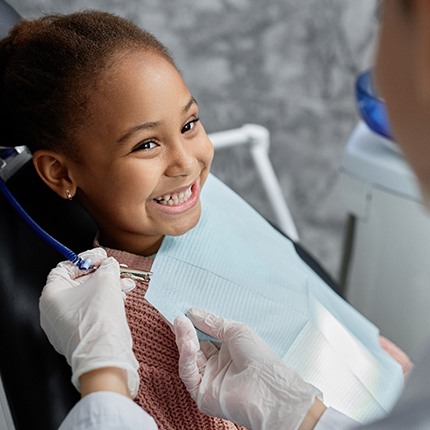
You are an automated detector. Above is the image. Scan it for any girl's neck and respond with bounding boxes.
[97,232,164,257]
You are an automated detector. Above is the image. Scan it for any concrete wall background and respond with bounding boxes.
[8,0,378,280]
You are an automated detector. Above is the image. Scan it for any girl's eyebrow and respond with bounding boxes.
[183,96,198,112]
[116,120,162,144]
[117,96,198,144]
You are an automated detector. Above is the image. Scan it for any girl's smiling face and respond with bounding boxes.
[66,51,214,255]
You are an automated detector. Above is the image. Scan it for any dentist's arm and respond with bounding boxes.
[174,308,344,430]
[39,248,158,430]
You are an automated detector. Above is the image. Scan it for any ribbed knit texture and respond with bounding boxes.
[104,246,245,430]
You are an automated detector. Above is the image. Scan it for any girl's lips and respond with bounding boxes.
[152,179,200,215]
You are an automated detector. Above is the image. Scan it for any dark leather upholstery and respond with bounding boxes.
[0,4,97,426]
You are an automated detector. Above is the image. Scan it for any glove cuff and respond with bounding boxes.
[246,362,323,430]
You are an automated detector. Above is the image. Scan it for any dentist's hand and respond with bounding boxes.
[174,308,326,430]
[39,248,140,398]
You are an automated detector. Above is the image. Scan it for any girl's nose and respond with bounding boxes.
[164,139,195,178]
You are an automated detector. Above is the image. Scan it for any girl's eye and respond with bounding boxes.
[132,140,158,152]
[181,117,200,134]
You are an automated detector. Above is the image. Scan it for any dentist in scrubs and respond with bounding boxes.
[40,0,430,428]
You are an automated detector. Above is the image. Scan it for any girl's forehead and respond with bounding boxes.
[96,51,185,102]
[87,49,182,108]
[76,51,190,144]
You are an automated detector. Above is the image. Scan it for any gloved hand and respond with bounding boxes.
[174,308,324,430]
[39,248,140,397]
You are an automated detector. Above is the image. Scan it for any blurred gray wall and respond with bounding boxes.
[7,0,378,281]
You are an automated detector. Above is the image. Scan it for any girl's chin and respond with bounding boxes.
[162,204,202,237]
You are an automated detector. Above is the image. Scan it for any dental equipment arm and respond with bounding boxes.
[39,247,140,397]
[174,308,325,430]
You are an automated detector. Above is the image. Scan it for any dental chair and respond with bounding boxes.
[0,2,341,429]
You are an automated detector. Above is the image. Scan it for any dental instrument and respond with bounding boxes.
[118,265,152,282]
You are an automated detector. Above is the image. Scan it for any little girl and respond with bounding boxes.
[0,10,409,429]
[0,10,243,429]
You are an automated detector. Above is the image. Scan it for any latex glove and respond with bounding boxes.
[174,308,323,430]
[39,248,140,397]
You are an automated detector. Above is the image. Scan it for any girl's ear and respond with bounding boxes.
[32,150,77,200]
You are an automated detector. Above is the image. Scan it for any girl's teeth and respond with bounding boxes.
[155,187,192,206]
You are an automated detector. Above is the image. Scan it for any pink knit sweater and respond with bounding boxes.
[104,246,411,429]
[104,246,246,430]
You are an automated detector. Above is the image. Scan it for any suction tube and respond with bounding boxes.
[0,178,92,270]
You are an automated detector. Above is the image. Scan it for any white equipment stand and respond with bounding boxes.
[210,123,299,242]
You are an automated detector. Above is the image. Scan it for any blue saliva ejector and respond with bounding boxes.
[0,146,92,270]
